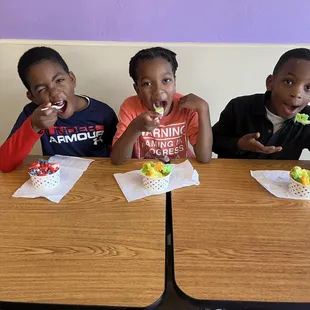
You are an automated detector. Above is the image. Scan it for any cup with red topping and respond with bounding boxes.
[28,159,60,189]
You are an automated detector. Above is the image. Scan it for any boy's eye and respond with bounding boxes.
[56,78,65,83]
[284,79,293,85]
[305,85,310,91]
[163,78,172,84]
[142,82,152,87]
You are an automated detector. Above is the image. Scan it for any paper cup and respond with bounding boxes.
[288,177,310,198]
[29,168,60,190]
[142,172,171,192]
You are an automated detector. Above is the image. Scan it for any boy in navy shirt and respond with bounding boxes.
[213,48,310,160]
[0,47,117,172]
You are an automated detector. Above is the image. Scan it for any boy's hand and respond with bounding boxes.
[130,111,160,132]
[179,93,209,114]
[30,103,58,133]
[238,132,282,154]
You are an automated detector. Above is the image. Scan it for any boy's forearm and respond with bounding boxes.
[0,118,42,172]
[111,124,141,165]
[194,107,213,163]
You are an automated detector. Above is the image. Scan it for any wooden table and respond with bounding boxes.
[172,159,310,303]
[0,156,165,307]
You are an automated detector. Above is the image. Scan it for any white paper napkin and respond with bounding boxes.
[13,155,93,203]
[251,170,310,200]
[114,160,200,202]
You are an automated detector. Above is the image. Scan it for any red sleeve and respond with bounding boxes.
[0,117,43,172]
[187,110,199,147]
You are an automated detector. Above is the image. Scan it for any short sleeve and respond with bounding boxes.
[186,110,199,147]
[112,98,138,145]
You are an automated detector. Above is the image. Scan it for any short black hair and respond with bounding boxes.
[273,48,310,75]
[129,46,178,83]
[17,46,69,90]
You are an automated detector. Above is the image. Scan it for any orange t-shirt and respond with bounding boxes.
[113,93,199,160]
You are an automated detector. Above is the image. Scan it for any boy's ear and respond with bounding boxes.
[68,71,76,88]
[266,74,274,91]
[133,83,139,95]
[26,91,37,104]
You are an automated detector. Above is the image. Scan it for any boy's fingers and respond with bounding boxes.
[40,102,52,111]
[52,115,58,123]
[178,95,188,104]
[179,101,190,111]
[178,96,191,111]
[44,108,58,116]
[254,144,282,154]
[247,132,260,140]
[145,114,159,123]
[248,132,282,154]
[252,140,267,151]
[147,111,160,117]
[145,113,160,125]
[40,103,56,115]
[42,102,52,108]
[261,146,277,154]
[151,119,160,126]
[261,146,282,154]
[252,141,277,153]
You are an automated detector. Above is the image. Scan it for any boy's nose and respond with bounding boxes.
[50,91,62,103]
[290,85,302,99]
[290,92,302,99]
[153,86,164,96]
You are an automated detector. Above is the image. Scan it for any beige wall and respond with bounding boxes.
[1,39,309,159]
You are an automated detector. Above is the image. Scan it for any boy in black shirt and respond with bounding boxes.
[213,48,310,159]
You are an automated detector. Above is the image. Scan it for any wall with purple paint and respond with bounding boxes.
[1,0,310,43]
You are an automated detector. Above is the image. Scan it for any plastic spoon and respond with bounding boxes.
[41,100,65,111]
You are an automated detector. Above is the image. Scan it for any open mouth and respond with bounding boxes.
[52,100,67,113]
[153,101,167,115]
[283,102,301,115]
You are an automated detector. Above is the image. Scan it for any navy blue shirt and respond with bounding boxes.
[212,92,310,160]
[9,96,118,157]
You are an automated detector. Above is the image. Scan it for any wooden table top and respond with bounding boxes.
[0,156,165,307]
[172,158,310,303]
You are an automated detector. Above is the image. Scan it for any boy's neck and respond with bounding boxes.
[264,92,279,116]
[74,94,89,112]
[265,100,276,115]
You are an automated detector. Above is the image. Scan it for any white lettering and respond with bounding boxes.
[167,140,173,147]
[96,130,104,137]
[87,132,96,139]
[141,124,186,139]
[50,137,58,143]
[58,136,65,143]
[162,149,169,156]
[64,135,77,143]
[77,133,88,141]
[49,130,104,145]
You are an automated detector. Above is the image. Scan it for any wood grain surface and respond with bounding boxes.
[0,156,165,307]
[172,159,310,302]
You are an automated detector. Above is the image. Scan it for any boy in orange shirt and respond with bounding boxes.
[111,47,213,164]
